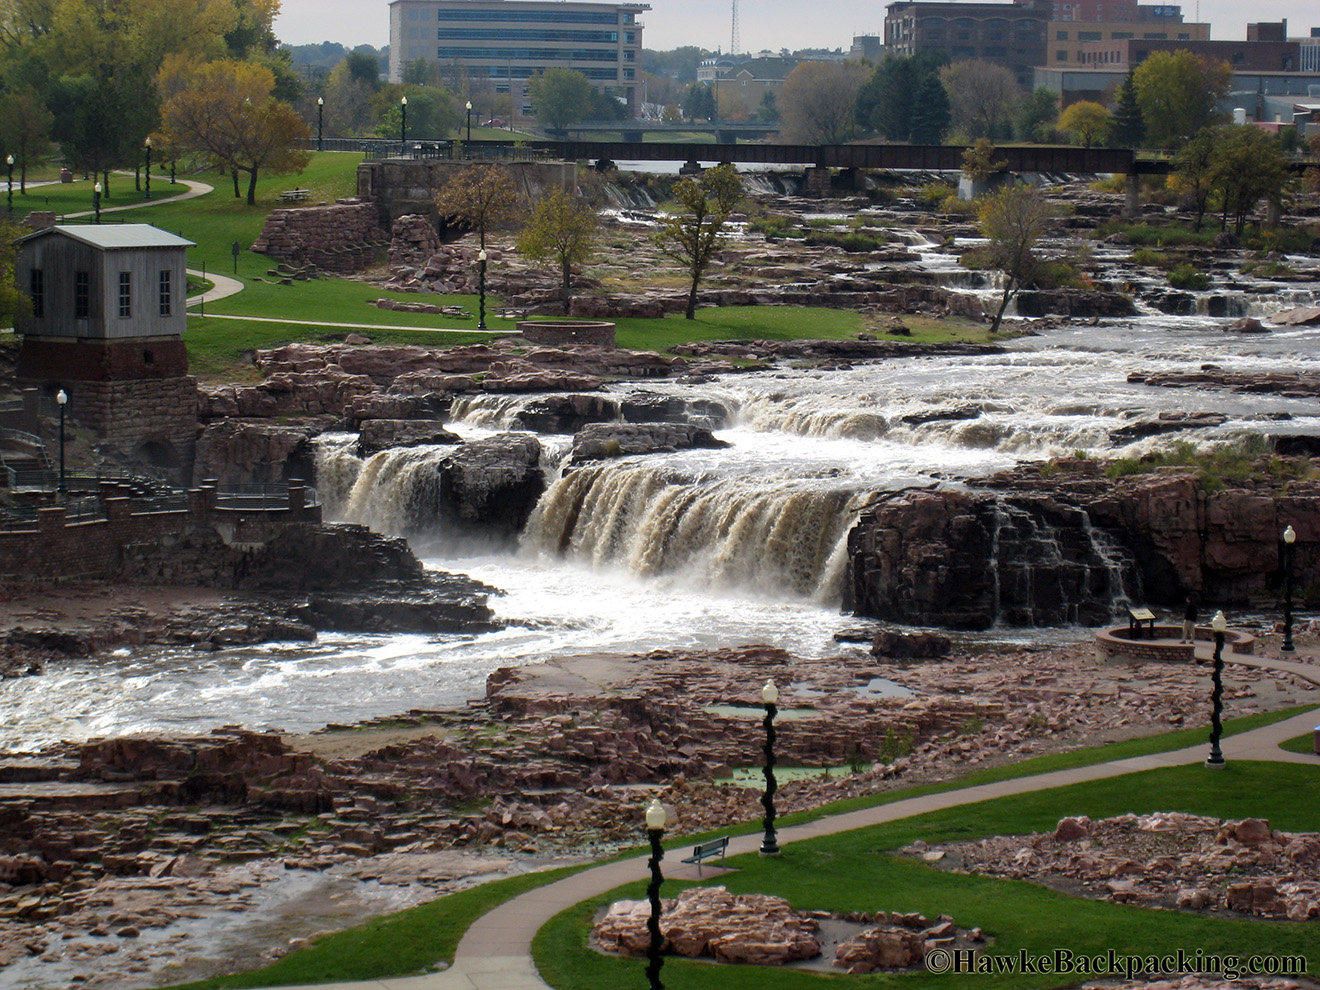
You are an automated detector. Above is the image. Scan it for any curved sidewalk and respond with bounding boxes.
[61,178,213,219]
[269,645,1319,990]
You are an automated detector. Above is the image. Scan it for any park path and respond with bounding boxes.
[262,643,1319,990]
[59,178,213,220]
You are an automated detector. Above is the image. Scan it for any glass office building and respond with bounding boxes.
[389,0,649,117]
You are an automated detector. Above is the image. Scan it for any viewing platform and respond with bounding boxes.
[1095,624,1257,664]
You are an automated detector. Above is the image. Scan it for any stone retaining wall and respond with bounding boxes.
[1095,625,1256,664]
[250,199,388,274]
[0,481,319,582]
[517,320,616,347]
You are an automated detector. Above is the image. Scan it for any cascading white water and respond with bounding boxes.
[315,435,452,536]
[522,461,857,602]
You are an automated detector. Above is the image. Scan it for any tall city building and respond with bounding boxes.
[389,0,649,117]
[885,0,1053,88]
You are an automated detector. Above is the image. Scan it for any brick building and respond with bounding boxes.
[14,225,199,479]
[885,0,1054,88]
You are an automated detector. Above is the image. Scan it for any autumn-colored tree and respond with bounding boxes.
[977,184,1052,333]
[158,58,310,205]
[1057,100,1110,149]
[517,188,598,314]
[778,61,869,144]
[654,162,743,320]
[961,138,1007,183]
[1133,50,1230,148]
[434,164,519,248]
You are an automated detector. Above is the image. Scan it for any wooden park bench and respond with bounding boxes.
[680,836,729,876]
[279,189,310,203]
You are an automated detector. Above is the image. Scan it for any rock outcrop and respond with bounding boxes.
[570,423,729,463]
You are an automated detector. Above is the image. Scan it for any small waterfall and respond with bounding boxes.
[448,394,542,430]
[987,498,1138,627]
[598,182,656,210]
[522,461,859,601]
[315,436,451,536]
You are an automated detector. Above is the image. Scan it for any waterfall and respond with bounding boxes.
[315,436,451,536]
[598,182,656,210]
[987,498,1138,627]
[522,461,859,601]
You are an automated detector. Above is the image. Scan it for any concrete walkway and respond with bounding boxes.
[60,178,213,220]
[263,642,1319,990]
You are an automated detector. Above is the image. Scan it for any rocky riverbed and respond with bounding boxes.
[1,627,1316,988]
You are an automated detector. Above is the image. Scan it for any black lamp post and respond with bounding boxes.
[465,100,473,157]
[1282,524,1297,653]
[644,798,666,990]
[760,679,780,856]
[93,181,101,223]
[400,95,407,148]
[476,248,488,330]
[5,155,13,215]
[170,160,176,185]
[143,137,152,200]
[1206,609,1227,769]
[316,96,324,152]
[55,389,67,495]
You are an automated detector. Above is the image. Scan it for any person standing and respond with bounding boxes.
[1180,596,1198,643]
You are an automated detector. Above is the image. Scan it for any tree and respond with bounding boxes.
[0,217,32,325]
[961,138,1006,183]
[940,59,1019,141]
[977,184,1051,333]
[1109,68,1145,148]
[682,82,715,121]
[1057,100,1110,149]
[1170,126,1218,231]
[158,58,310,205]
[908,73,951,145]
[587,87,627,121]
[1133,50,1230,148]
[778,60,869,145]
[0,88,53,191]
[434,164,519,249]
[375,85,459,141]
[517,188,598,315]
[322,59,376,137]
[1211,124,1292,236]
[1015,88,1059,143]
[654,162,743,320]
[752,89,778,124]
[528,67,592,130]
[856,51,948,143]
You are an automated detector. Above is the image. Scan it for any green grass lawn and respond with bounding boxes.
[535,761,1320,990]
[152,706,1315,989]
[1280,730,1320,755]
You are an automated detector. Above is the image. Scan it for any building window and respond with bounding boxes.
[1112,32,1133,39]
[30,269,43,318]
[159,270,172,317]
[1057,50,1069,60]
[1057,30,1069,39]
[75,271,89,319]
[118,272,131,318]
[1078,31,1101,40]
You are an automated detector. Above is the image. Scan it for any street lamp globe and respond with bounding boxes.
[1212,610,1226,634]
[56,389,67,407]
[762,680,779,705]
[645,798,666,831]
[1284,525,1296,545]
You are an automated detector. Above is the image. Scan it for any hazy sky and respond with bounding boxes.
[273,0,1317,54]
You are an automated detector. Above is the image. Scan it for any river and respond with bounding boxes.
[2,216,1318,753]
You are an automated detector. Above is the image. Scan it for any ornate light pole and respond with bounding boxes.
[465,99,473,157]
[400,95,407,147]
[1282,524,1297,653]
[644,798,666,990]
[476,249,488,330]
[1206,610,1227,769]
[93,181,101,223]
[5,154,13,215]
[316,96,324,152]
[760,679,780,856]
[55,389,68,495]
[143,137,152,200]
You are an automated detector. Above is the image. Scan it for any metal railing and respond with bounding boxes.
[212,483,320,510]
[130,492,190,513]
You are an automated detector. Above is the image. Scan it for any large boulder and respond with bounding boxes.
[192,421,319,486]
[434,433,545,536]
[570,423,729,463]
